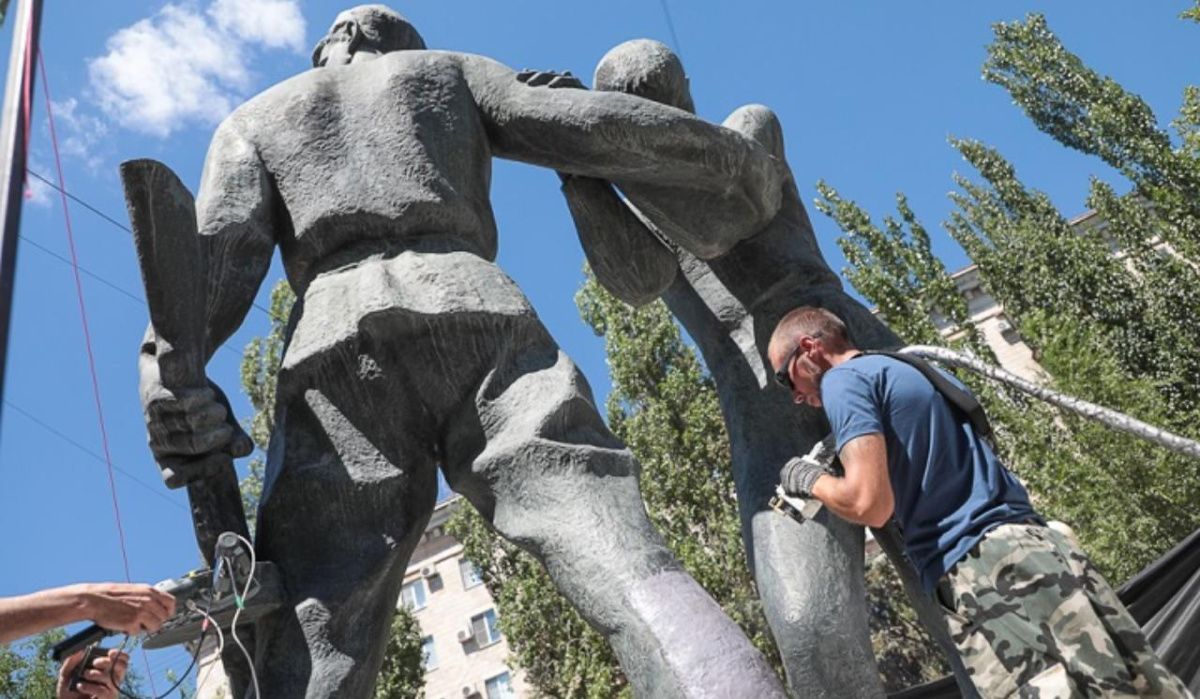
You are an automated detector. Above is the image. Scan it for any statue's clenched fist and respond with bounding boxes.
[138,344,252,489]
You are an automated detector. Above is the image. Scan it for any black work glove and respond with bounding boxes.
[779,435,838,496]
[779,456,827,497]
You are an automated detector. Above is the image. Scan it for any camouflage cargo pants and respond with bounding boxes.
[935,523,1192,698]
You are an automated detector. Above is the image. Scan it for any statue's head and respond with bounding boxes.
[594,39,694,114]
[312,5,426,68]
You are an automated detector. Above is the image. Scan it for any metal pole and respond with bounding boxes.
[0,0,44,434]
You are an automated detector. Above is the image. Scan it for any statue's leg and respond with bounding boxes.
[440,313,787,699]
[661,277,884,697]
[733,407,886,699]
[252,338,439,698]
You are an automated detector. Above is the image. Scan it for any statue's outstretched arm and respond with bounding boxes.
[195,118,277,357]
[458,53,783,242]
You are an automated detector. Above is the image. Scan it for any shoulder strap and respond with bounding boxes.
[863,350,994,440]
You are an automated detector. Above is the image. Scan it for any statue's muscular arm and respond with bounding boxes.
[456,53,784,250]
[137,119,274,479]
[195,118,276,356]
[561,175,677,306]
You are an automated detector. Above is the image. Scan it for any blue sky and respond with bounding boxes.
[1,0,1195,689]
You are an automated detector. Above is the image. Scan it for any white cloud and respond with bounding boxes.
[48,98,109,173]
[87,0,306,138]
[209,0,306,53]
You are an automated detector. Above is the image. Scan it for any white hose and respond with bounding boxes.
[898,345,1200,460]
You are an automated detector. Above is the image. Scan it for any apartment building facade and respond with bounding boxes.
[403,497,529,699]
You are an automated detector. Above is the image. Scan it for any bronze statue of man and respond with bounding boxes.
[137,6,794,698]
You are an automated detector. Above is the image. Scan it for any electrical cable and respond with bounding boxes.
[18,232,145,304]
[27,168,134,236]
[111,624,208,699]
[191,603,226,697]
[23,167,272,316]
[657,0,684,62]
[228,534,262,699]
[14,232,247,361]
[1,398,187,511]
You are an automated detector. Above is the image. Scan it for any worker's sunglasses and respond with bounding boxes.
[773,344,804,391]
[773,333,823,392]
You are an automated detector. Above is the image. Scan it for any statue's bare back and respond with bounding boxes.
[224,51,499,286]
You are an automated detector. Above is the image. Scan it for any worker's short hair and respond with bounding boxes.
[771,306,852,355]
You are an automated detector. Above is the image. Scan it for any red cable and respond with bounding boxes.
[36,49,133,586]
[20,7,33,196]
[37,51,160,695]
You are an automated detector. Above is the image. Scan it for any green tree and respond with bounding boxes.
[238,279,425,698]
[375,609,426,699]
[984,13,1200,263]
[0,630,64,698]
[980,12,1200,414]
[0,631,148,699]
[238,281,294,533]
[446,270,780,697]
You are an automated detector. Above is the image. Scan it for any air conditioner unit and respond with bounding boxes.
[996,319,1013,333]
[457,628,473,644]
[420,566,437,579]
[461,685,480,698]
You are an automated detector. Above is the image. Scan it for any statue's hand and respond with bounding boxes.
[139,350,253,489]
[516,68,587,90]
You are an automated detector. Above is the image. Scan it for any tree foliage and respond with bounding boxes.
[446,270,781,697]
[374,609,426,699]
[238,279,425,697]
[0,630,64,698]
[0,631,148,699]
[238,280,294,533]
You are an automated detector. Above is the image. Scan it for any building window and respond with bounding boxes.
[421,635,438,670]
[471,608,501,646]
[485,671,515,699]
[460,559,483,589]
[400,579,427,610]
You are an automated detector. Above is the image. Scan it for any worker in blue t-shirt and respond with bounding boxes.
[767,305,1190,698]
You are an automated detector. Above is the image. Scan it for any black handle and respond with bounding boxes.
[50,624,110,663]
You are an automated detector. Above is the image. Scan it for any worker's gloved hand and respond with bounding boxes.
[779,456,827,497]
[779,435,839,496]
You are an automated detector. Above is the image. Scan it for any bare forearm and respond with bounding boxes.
[811,474,868,526]
[195,118,277,358]
[561,175,676,306]
[202,234,274,357]
[0,586,89,644]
